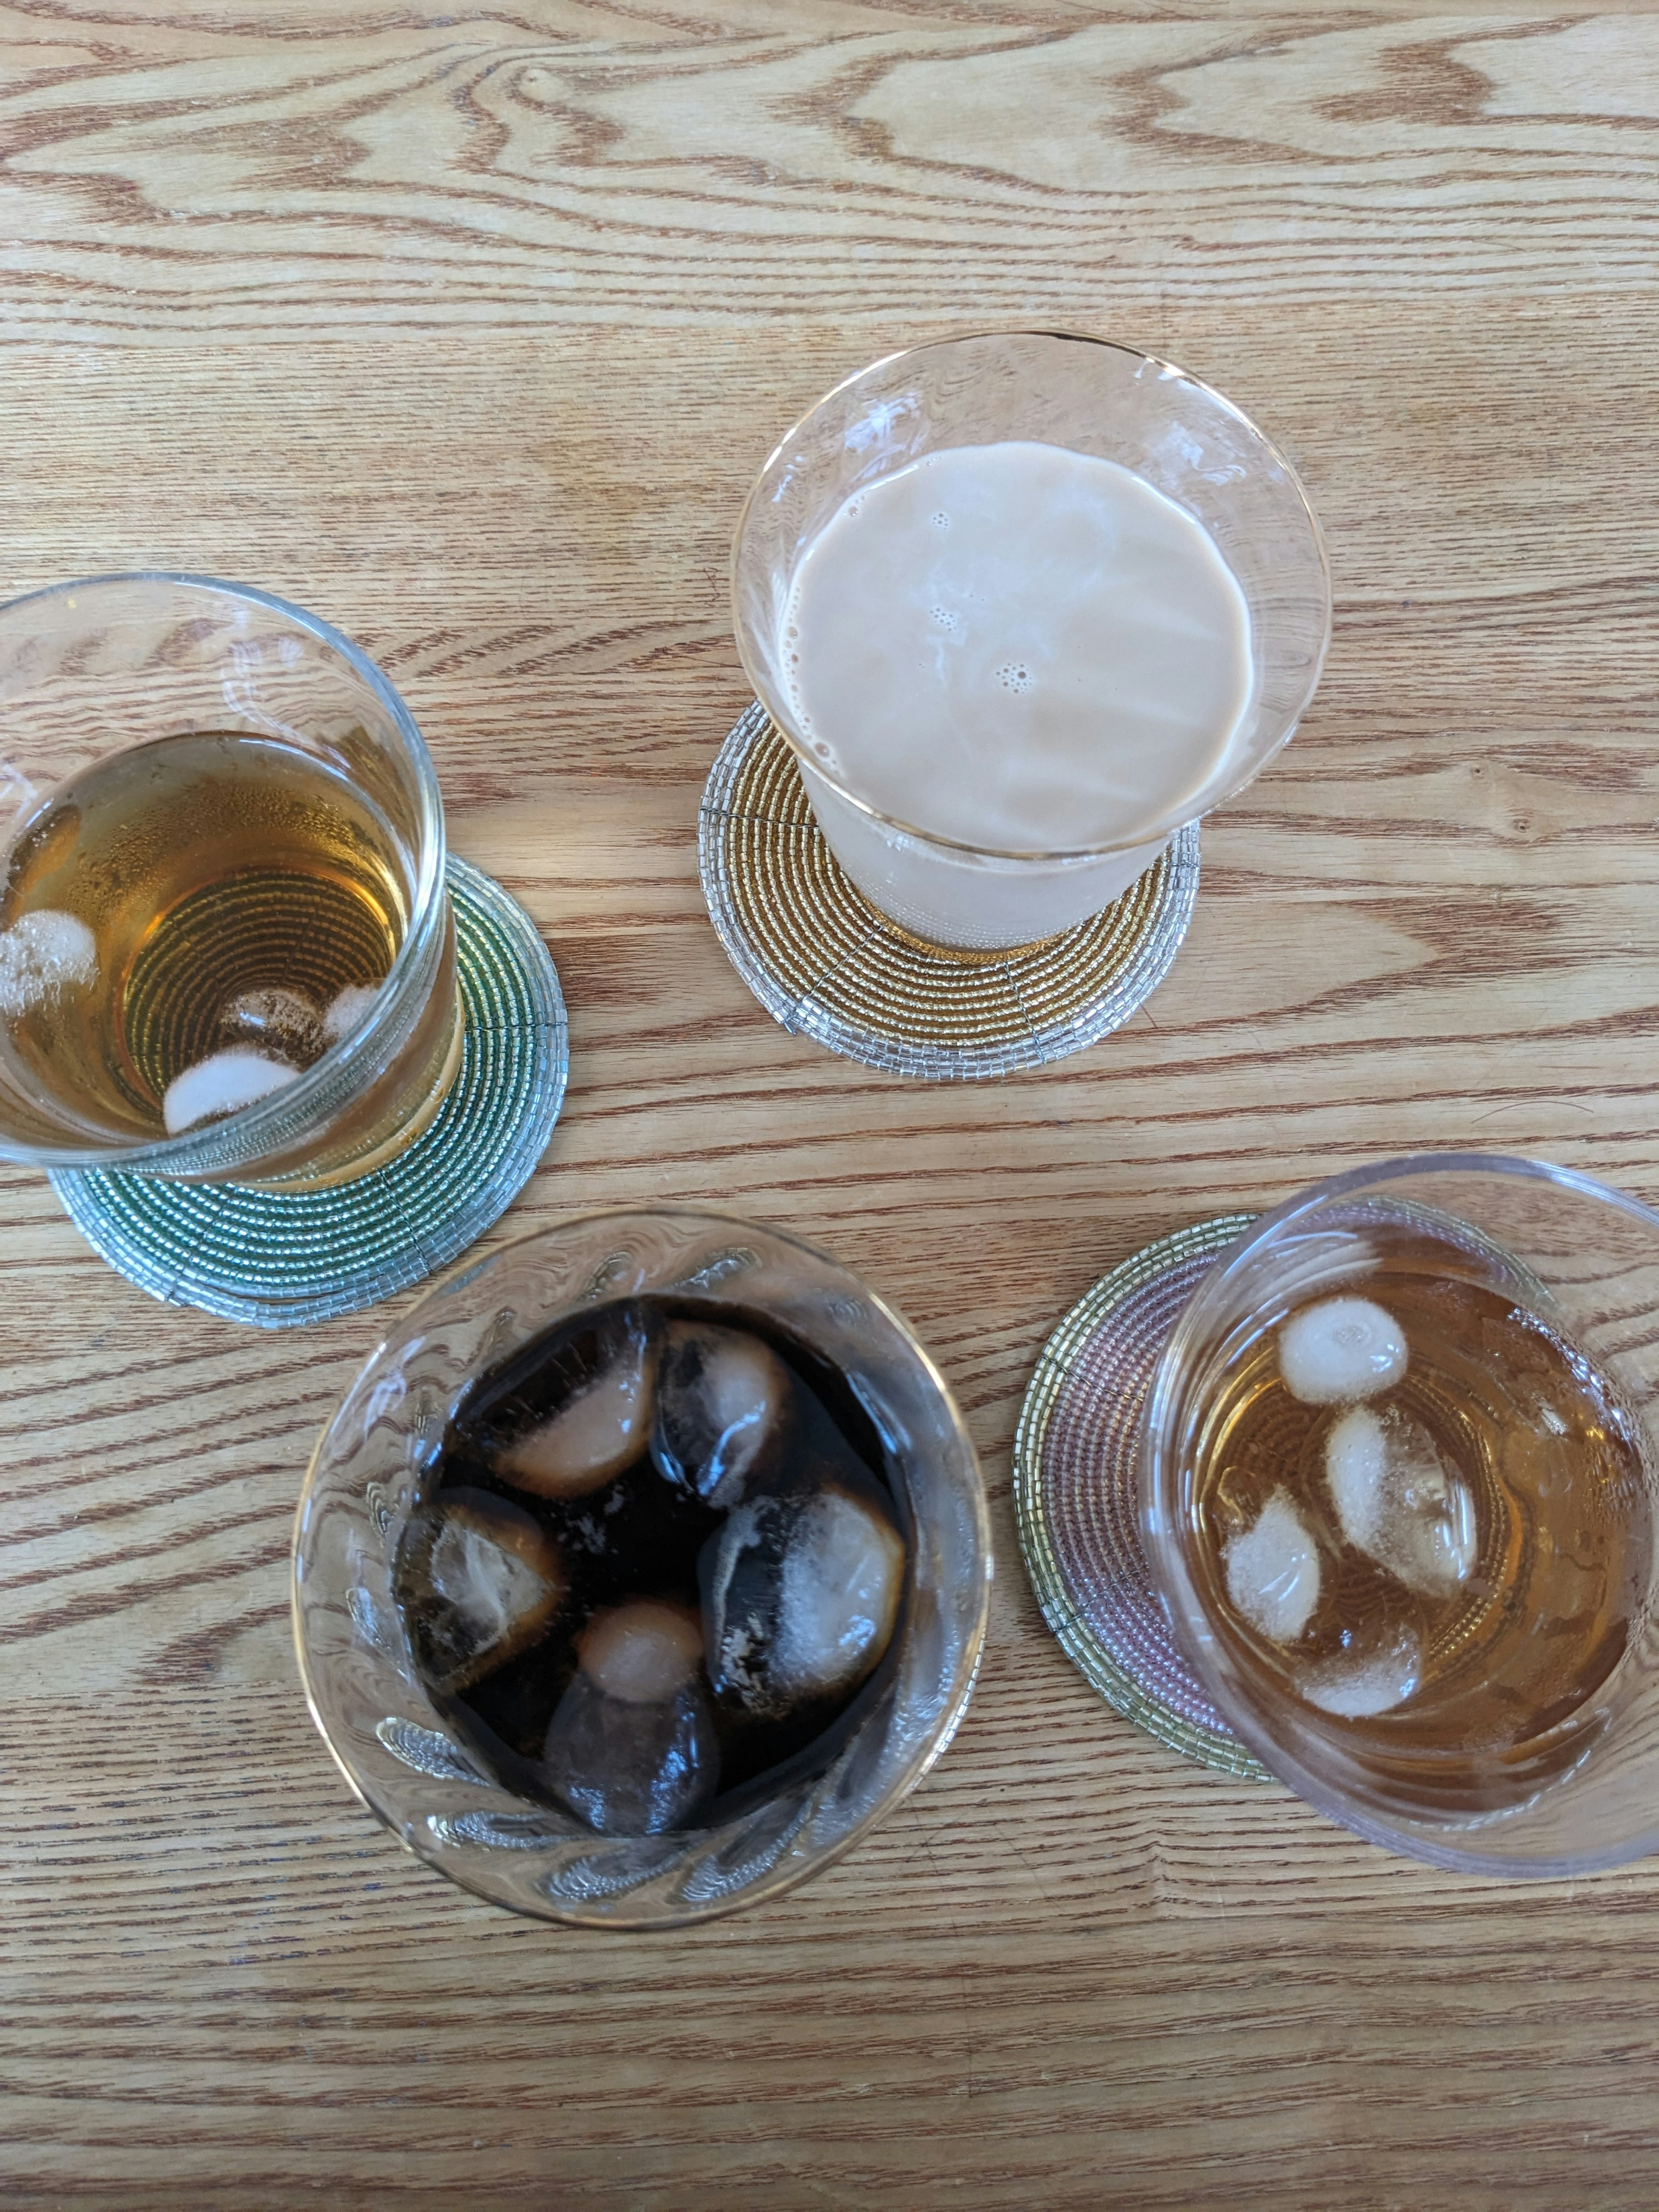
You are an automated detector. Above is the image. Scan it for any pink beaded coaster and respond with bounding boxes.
[1014,1216,1270,1778]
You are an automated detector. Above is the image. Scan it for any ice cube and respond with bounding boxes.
[497,1310,658,1500]
[218,985,324,1067]
[579,1598,704,1704]
[321,982,379,1046]
[161,1045,301,1134]
[394,1487,567,1694]
[1300,1631,1421,1718]
[1279,1295,1407,1405]
[0,908,97,1018]
[543,1601,717,1834]
[700,1476,905,1719]
[652,1321,793,1508]
[1224,1489,1320,1643]
[1325,1403,1477,1597]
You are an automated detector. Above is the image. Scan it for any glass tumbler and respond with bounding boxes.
[0,573,457,1188]
[292,1208,992,1927]
[1141,1154,1659,1876]
[732,329,1332,951]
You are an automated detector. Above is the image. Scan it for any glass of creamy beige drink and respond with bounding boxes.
[732,331,1331,951]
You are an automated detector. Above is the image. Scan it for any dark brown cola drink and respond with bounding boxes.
[393,1297,910,1837]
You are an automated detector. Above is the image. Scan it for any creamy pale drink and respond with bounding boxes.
[780,441,1254,947]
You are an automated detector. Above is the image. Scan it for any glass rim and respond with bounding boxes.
[1142,1150,1659,1877]
[729,325,1333,865]
[1147,1148,1659,1501]
[289,1204,995,1928]
[0,570,448,1173]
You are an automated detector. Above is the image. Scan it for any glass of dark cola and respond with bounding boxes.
[293,1208,992,1926]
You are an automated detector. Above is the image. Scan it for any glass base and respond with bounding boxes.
[1013,1215,1271,1778]
[48,858,567,1328]
[699,705,1201,1080]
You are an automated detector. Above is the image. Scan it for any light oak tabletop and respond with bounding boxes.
[3,2,1658,2206]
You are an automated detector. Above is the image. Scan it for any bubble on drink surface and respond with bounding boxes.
[700,1472,905,1719]
[651,1321,793,1510]
[930,605,962,636]
[543,1601,717,1834]
[930,510,950,530]
[0,909,97,1018]
[218,985,324,1067]
[161,1045,302,1134]
[1325,1403,1477,1597]
[995,663,1033,694]
[1300,1631,1421,1719]
[1224,1488,1320,1643]
[394,1487,568,1695]
[321,982,379,1047]
[496,1307,658,1500]
[1279,1295,1407,1405]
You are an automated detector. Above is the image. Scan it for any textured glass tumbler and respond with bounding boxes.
[0,573,456,1187]
[1141,1155,1659,1877]
[732,330,1331,950]
[292,1209,993,1927]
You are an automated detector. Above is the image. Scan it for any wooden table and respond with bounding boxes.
[3,3,1657,2204]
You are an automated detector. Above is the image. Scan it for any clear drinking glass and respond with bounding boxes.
[292,1208,992,1927]
[1141,1154,1659,1876]
[0,573,457,1187]
[731,329,1331,950]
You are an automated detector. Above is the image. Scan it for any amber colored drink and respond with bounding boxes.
[0,730,458,1182]
[1185,1217,1652,1812]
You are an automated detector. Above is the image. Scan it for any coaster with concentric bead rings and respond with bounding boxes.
[48,858,566,1329]
[698,704,1200,1080]
[1014,1215,1271,1778]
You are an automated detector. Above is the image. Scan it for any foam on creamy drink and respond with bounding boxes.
[393,1297,909,1834]
[1186,1217,1652,1813]
[783,441,1253,858]
[0,730,454,1165]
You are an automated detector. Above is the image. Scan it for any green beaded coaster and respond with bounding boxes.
[1014,1216,1271,1779]
[49,858,567,1329]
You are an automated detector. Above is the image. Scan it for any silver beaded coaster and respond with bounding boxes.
[699,704,1200,1080]
[49,858,567,1329]
[1014,1216,1270,1778]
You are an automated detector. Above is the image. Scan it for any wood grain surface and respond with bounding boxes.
[3,1,1659,2205]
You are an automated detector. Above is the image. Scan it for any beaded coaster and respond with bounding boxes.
[1014,1216,1270,1778]
[49,858,567,1329]
[699,704,1200,1080]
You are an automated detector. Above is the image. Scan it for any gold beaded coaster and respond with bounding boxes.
[1014,1216,1270,1778]
[699,705,1200,1080]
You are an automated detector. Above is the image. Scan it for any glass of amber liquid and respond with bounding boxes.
[0,573,457,1188]
[1141,1154,1659,1875]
